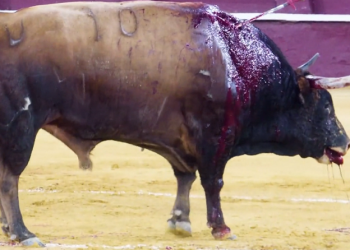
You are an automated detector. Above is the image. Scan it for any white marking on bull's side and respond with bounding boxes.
[153,97,168,127]
[199,70,210,76]
[174,209,182,216]
[21,97,31,110]
[53,67,66,83]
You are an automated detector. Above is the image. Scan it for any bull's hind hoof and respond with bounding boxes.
[167,219,192,237]
[20,237,45,247]
[79,158,93,170]
[1,225,10,237]
[212,227,237,240]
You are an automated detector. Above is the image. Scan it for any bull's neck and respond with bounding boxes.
[229,70,301,157]
[230,107,301,157]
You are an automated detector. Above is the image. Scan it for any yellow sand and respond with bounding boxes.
[1,89,350,250]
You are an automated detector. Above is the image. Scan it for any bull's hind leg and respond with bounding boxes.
[167,168,196,236]
[0,160,44,246]
[0,167,38,245]
[42,124,99,170]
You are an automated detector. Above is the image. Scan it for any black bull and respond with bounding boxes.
[0,1,349,247]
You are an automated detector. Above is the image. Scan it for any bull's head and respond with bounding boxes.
[295,53,350,165]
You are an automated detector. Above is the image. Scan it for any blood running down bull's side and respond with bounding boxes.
[0,1,350,247]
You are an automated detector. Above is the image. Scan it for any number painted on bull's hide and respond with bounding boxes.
[86,8,101,42]
[5,20,25,47]
[118,8,138,37]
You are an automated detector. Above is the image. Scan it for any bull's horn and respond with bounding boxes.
[298,53,320,72]
[306,75,350,89]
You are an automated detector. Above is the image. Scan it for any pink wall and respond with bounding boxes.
[2,0,350,14]
[254,22,350,77]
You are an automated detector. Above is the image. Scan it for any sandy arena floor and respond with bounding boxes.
[1,89,350,250]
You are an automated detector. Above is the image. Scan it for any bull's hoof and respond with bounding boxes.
[212,227,237,240]
[1,224,10,237]
[175,221,192,236]
[167,219,176,231]
[167,219,192,237]
[79,158,93,171]
[20,237,45,247]
[1,225,10,237]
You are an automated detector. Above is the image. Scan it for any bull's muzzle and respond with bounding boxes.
[317,141,350,165]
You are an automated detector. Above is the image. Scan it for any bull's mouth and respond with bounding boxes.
[317,147,345,165]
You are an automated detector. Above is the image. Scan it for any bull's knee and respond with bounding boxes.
[0,179,14,195]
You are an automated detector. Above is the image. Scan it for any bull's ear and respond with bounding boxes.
[296,69,311,95]
[298,75,311,94]
[295,69,311,105]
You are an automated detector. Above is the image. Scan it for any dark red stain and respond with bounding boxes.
[309,80,324,89]
[193,6,278,162]
[150,81,159,95]
[128,47,133,58]
[215,87,238,161]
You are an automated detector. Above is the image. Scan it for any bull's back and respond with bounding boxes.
[0,1,227,136]
[0,1,225,92]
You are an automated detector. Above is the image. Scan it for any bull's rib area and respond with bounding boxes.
[5,20,25,47]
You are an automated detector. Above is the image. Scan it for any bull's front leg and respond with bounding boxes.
[199,144,236,240]
[167,168,196,236]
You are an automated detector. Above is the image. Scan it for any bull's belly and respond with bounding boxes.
[47,90,200,173]
[48,87,184,142]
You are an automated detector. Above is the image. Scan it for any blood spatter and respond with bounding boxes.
[193,6,279,161]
